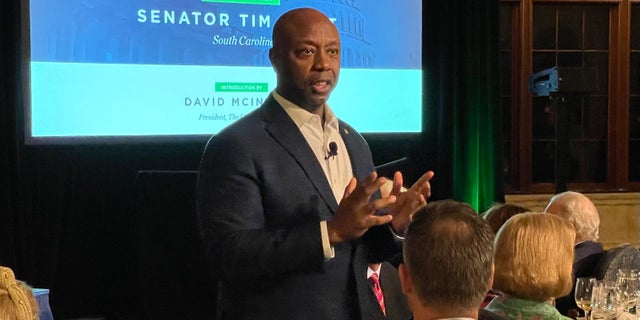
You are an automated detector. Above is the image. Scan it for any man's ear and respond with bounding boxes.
[398,263,413,295]
[269,48,279,70]
[487,263,495,291]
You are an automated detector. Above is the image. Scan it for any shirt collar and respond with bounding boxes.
[272,91,339,131]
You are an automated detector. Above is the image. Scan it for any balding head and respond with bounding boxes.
[271,8,337,52]
[545,191,600,243]
[400,200,494,318]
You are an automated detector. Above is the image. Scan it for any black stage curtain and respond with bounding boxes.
[1,0,19,270]
[0,1,502,318]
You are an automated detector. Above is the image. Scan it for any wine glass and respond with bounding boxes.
[615,269,639,313]
[575,277,596,320]
[591,280,619,320]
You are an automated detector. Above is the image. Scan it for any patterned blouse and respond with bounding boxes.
[484,296,573,320]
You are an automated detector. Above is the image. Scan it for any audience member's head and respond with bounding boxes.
[482,203,531,234]
[492,212,575,302]
[544,191,599,243]
[0,266,39,320]
[399,199,494,320]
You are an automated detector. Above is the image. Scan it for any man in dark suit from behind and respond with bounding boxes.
[545,191,604,316]
[398,200,504,320]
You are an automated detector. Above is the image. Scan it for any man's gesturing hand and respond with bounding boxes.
[327,172,397,245]
[388,170,435,235]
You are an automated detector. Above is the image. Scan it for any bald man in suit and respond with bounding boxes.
[197,7,433,320]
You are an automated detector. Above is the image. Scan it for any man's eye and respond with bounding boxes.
[299,48,315,56]
[328,49,339,56]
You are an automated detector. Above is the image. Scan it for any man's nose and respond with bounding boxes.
[313,51,331,70]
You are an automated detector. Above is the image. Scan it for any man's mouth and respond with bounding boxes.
[312,80,332,94]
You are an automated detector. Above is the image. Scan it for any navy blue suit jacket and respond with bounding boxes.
[555,241,604,316]
[197,95,401,320]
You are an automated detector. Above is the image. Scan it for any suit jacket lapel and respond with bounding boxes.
[261,96,339,214]
[339,121,367,180]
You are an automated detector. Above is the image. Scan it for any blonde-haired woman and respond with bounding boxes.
[484,212,575,320]
[0,266,39,320]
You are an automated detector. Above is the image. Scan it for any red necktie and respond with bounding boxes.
[369,273,386,316]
